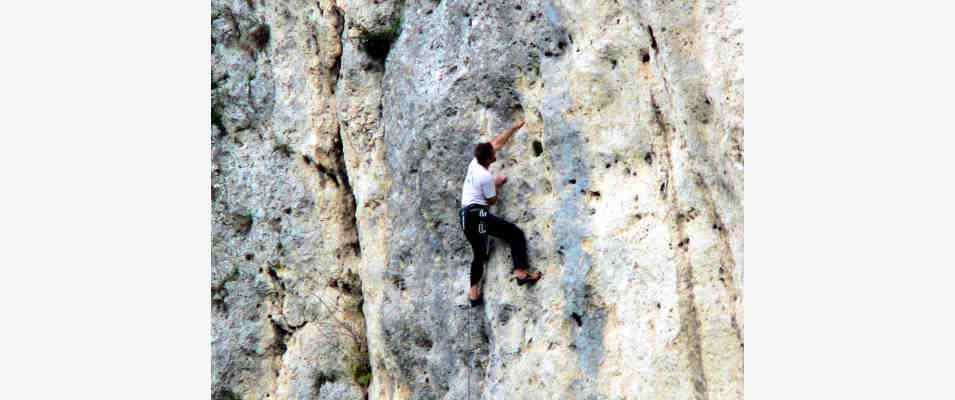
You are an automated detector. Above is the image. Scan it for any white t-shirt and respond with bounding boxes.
[461,158,495,207]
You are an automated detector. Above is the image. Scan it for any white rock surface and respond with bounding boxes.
[212,0,743,399]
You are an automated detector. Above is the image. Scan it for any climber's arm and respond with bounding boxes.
[485,176,506,206]
[490,120,525,151]
[494,175,508,188]
[482,174,502,206]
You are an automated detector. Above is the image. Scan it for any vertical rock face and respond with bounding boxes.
[212,0,743,399]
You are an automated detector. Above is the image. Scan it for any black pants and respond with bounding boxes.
[458,204,530,286]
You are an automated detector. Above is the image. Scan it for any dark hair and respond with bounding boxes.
[474,142,495,165]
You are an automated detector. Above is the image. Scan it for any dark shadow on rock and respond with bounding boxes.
[542,99,607,398]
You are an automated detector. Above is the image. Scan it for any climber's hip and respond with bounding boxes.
[459,204,489,235]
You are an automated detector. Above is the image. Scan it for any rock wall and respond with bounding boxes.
[211,0,743,399]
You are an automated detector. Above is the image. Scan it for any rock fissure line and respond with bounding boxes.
[330,5,344,95]
[653,92,710,400]
[329,2,373,395]
[694,171,743,345]
[336,124,362,258]
[263,261,297,359]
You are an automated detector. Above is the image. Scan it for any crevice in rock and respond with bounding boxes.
[212,267,238,315]
[652,91,710,400]
[334,124,362,258]
[314,371,338,397]
[323,6,370,392]
[262,262,299,359]
[269,317,292,355]
[694,172,743,345]
[570,312,583,327]
[315,162,341,186]
[650,94,666,137]
[647,25,659,53]
[266,261,286,293]
[330,5,345,94]
[212,99,228,137]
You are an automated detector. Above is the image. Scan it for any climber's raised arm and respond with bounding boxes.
[490,120,525,151]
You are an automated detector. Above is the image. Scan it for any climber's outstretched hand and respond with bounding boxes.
[495,175,508,188]
[491,119,524,151]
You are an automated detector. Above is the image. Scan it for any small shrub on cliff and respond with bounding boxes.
[248,23,270,49]
[303,275,371,389]
[358,17,402,62]
[356,371,372,388]
[346,351,373,388]
[239,23,270,54]
[211,106,225,134]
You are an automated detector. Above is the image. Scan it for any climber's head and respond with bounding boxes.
[474,142,496,168]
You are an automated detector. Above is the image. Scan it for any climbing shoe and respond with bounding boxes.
[469,295,484,307]
[515,270,542,287]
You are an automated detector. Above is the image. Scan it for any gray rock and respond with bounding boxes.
[212,0,743,399]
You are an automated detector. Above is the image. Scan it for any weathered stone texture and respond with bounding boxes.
[212,1,743,399]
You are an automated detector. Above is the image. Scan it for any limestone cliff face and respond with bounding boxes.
[211,1,743,399]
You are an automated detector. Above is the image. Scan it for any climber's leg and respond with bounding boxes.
[467,233,488,287]
[484,212,541,285]
[484,213,530,272]
[460,207,489,298]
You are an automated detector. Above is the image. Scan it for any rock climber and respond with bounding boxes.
[458,119,542,307]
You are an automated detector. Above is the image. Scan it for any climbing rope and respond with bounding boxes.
[458,304,475,400]
[460,206,491,400]
[466,306,470,400]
